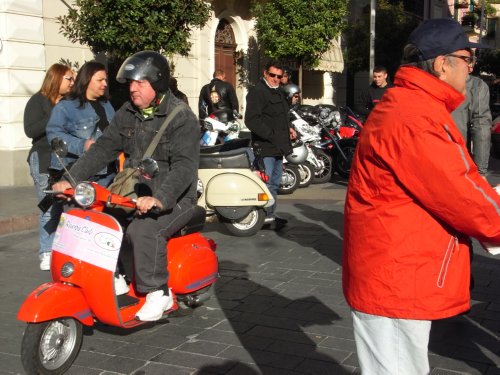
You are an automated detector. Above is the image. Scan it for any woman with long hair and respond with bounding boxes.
[24,63,74,271]
[47,61,116,187]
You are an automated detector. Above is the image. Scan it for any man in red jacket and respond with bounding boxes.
[343,18,500,374]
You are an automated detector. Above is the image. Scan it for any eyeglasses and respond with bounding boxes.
[446,54,476,67]
[63,76,74,82]
[266,71,283,79]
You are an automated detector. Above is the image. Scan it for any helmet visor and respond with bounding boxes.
[116,55,162,84]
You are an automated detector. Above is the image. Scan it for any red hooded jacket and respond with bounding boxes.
[343,66,500,320]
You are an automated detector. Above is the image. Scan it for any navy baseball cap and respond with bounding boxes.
[408,18,489,60]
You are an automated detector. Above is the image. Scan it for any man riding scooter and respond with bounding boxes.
[52,51,200,322]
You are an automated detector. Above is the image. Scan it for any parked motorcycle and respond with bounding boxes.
[297,104,359,179]
[279,160,301,195]
[290,108,333,184]
[200,109,242,146]
[198,139,275,237]
[18,140,218,374]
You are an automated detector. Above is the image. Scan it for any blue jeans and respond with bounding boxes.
[352,309,431,375]
[29,152,63,257]
[262,156,283,217]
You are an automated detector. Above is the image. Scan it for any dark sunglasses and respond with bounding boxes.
[266,71,283,79]
[446,54,476,67]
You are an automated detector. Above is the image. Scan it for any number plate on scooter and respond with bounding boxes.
[52,213,123,271]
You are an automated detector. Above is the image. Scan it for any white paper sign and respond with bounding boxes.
[52,213,123,271]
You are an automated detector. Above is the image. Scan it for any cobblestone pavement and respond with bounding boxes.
[0,169,499,374]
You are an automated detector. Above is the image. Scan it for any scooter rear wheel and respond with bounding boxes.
[21,318,83,374]
[222,207,266,237]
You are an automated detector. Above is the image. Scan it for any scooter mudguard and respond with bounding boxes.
[17,282,93,326]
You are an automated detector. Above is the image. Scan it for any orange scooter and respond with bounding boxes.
[17,142,218,374]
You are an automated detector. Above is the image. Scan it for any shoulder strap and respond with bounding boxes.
[143,103,185,158]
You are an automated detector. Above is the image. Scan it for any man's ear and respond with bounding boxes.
[433,55,447,78]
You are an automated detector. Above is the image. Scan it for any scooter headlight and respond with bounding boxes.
[74,182,96,208]
[61,262,75,278]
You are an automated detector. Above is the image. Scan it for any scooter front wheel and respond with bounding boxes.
[222,207,265,237]
[21,318,83,374]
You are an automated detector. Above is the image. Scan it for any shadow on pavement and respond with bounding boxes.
[197,260,354,374]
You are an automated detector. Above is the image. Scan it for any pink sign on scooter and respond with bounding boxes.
[52,213,123,271]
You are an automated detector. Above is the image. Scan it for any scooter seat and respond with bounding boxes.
[199,147,251,169]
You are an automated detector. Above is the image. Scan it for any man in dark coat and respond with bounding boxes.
[245,60,295,228]
[198,69,239,119]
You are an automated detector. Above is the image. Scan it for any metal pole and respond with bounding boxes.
[479,0,485,44]
[369,0,376,85]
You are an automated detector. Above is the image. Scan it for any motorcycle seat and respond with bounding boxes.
[199,147,251,169]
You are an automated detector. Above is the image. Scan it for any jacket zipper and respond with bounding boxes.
[437,235,459,288]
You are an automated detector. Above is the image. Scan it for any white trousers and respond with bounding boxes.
[352,310,431,375]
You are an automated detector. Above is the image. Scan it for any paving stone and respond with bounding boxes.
[319,336,357,352]
[217,345,304,369]
[294,358,355,375]
[0,352,24,374]
[153,349,234,372]
[134,361,195,375]
[176,339,230,356]
[110,343,166,361]
[97,355,147,373]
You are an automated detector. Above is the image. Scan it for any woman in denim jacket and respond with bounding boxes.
[24,63,74,271]
[47,61,116,187]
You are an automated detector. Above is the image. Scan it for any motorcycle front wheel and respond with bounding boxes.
[297,162,314,188]
[21,318,83,375]
[279,164,300,195]
[222,207,266,237]
[334,138,357,179]
[312,149,332,184]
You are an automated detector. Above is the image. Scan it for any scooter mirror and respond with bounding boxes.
[51,138,69,157]
[138,157,159,180]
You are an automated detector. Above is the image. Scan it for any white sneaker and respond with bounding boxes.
[39,253,51,271]
[114,274,129,295]
[135,290,174,321]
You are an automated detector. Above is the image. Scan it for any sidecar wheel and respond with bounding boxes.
[21,318,83,375]
[222,207,265,237]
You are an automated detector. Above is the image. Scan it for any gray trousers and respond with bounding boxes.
[126,198,195,294]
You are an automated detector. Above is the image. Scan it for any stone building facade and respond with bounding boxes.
[0,0,343,186]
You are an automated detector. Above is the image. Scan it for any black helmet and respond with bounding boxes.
[116,51,170,94]
[281,83,301,102]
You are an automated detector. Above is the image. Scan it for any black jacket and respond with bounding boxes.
[245,78,292,157]
[67,91,199,211]
[198,78,239,119]
[24,92,53,173]
[357,82,394,116]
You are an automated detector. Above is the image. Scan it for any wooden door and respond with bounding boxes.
[214,20,236,88]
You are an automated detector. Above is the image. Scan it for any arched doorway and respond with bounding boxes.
[214,19,237,88]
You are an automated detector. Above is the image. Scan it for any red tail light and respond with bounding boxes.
[492,121,500,134]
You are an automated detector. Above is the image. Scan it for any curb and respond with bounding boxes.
[0,213,38,236]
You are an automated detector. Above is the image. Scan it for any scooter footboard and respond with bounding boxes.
[17,282,93,326]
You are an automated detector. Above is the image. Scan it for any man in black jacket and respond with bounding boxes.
[245,61,295,228]
[198,69,239,119]
[52,51,199,322]
[357,65,393,116]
